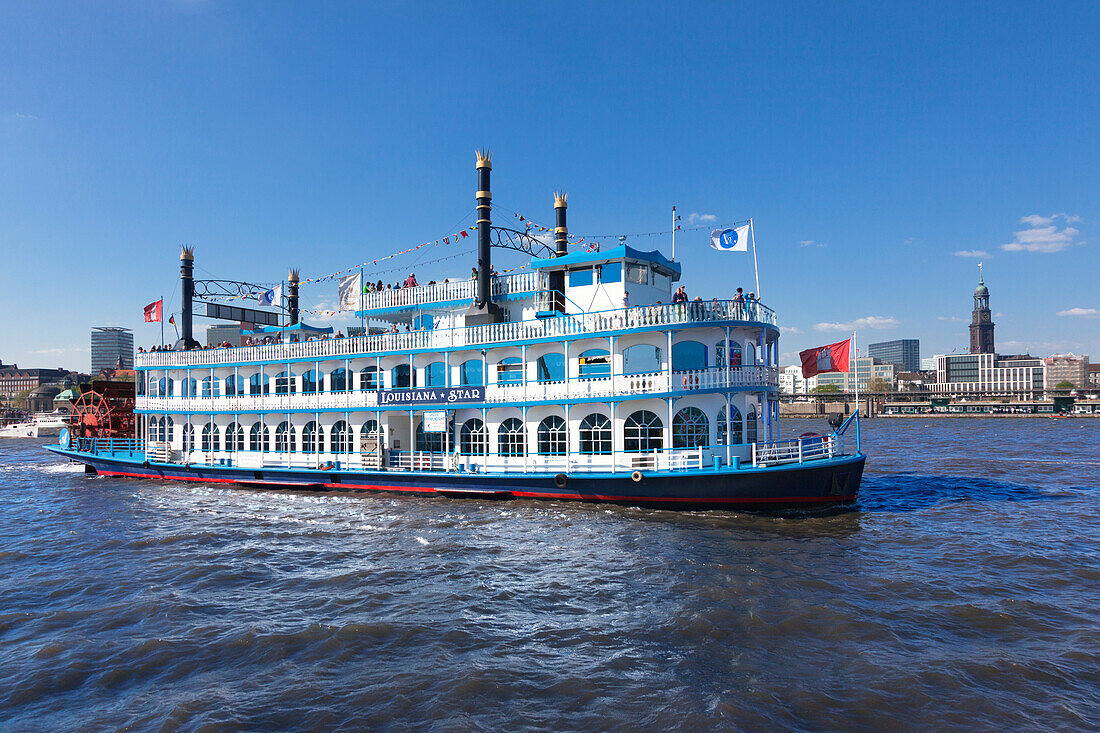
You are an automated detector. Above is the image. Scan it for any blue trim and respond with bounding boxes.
[530,245,681,276]
[354,290,539,318]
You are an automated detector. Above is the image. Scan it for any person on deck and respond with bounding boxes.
[404,273,418,288]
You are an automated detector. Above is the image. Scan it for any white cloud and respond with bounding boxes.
[903,237,916,245]
[813,316,900,332]
[30,346,89,355]
[953,250,988,258]
[1056,307,1098,318]
[687,213,717,225]
[799,240,826,248]
[781,325,802,334]
[1002,213,1081,253]
[937,316,964,322]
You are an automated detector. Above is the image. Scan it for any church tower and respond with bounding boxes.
[969,264,995,354]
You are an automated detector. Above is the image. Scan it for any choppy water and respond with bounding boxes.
[1,417,1098,731]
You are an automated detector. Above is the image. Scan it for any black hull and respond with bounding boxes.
[46,446,864,511]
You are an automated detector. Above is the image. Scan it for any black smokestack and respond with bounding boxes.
[465,149,504,325]
[554,192,568,257]
[288,268,300,326]
[176,246,200,350]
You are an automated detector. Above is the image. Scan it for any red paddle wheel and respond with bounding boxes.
[69,381,136,439]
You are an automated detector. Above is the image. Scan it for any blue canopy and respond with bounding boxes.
[241,322,334,336]
[530,244,681,276]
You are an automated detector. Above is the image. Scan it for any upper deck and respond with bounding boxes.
[357,271,543,315]
[135,299,777,369]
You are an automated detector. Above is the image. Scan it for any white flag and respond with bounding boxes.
[338,272,361,311]
[259,284,282,307]
[710,224,750,252]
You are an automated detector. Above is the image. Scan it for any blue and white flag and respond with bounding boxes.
[259,284,282,307]
[710,224,750,252]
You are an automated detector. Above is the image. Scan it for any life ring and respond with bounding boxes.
[554,473,568,488]
[631,470,644,483]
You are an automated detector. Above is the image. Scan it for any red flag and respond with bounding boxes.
[460,230,468,238]
[799,339,851,378]
[168,314,175,325]
[143,299,162,323]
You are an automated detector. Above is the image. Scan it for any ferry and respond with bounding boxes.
[47,153,864,509]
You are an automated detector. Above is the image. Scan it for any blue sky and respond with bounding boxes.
[2,1,1098,371]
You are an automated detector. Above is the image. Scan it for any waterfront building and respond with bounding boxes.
[1042,354,1090,389]
[91,327,134,372]
[815,357,894,392]
[933,353,1044,398]
[779,365,815,395]
[867,339,920,373]
[969,268,995,354]
[0,365,71,399]
[1090,364,1100,388]
[896,371,935,391]
[920,356,937,371]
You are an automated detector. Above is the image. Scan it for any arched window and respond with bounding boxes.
[249,373,270,395]
[274,371,296,395]
[359,366,380,391]
[361,420,382,443]
[249,422,263,451]
[275,421,295,452]
[579,413,612,454]
[302,421,320,453]
[624,410,663,452]
[623,344,662,375]
[536,353,565,383]
[497,418,526,456]
[302,369,320,394]
[225,422,245,451]
[672,341,708,372]
[578,349,610,380]
[715,340,743,367]
[392,364,413,388]
[746,407,758,444]
[157,377,174,397]
[264,425,272,451]
[716,406,743,445]
[460,359,483,387]
[165,417,173,443]
[180,378,197,397]
[201,376,220,398]
[673,407,709,448]
[537,415,567,455]
[225,374,245,396]
[460,418,487,454]
[147,376,158,396]
[497,357,523,384]
[425,361,446,387]
[416,422,446,452]
[330,421,350,453]
[329,368,348,393]
[201,423,219,451]
[744,341,756,366]
[182,423,195,453]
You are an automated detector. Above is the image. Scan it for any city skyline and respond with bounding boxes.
[1,3,1098,371]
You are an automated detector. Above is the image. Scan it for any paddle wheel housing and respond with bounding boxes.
[69,381,136,439]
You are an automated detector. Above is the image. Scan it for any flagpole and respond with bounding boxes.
[160,295,164,347]
[671,205,676,261]
[750,218,760,297]
[852,329,861,453]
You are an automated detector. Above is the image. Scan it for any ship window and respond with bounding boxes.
[653,270,671,291]
[716,406,743,445]
[359,366,380,391]
[302,370,320,394]
[201,376,220,398]
[226,422,244,451]
[361,420,382,441]
[579,413,611,455]
[744,342,756,365]
[249,373,270,395]
[330,368,348,393]
[672,341,708,372]
[623,344,662,375]
[249,422,263,451]
[416,421,447,452]
[225,375,245,396]
[275,421,295,452]
[498,418,526,456]
[497,357,523,384]
[182,424,195,453]
[460,419,487,455]
[330,421,351,453]
[569,268,594,287]
[626,263,648,285]
[302,421,321,453]
[180,378,196,397]
[624,410,663,452]
[274,371,296,395]
[537,416,567,455]
[201,423,219,452]
[578,349,610,380]
[673,407,709,448]
[536,353,565,383]
[715,340,742,367]
[460,359,483,387]
[391,364,415,388]
[600,262,621,283]
[746,408,758,444]
[426,361,446,387]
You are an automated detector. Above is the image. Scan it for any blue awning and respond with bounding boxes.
[530,244,681,276]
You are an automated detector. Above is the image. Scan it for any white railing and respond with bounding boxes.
[135,300,778,369]
[135,366,778,413]
[751,434,841,467]
[358,271,543,312]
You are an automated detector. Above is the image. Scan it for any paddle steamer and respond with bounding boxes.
[48,153,864,508]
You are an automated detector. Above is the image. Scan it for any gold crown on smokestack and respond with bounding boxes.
[554,191,568,208]
[180,244,194,260]
[475,148,492,169]
[288,268,300,283]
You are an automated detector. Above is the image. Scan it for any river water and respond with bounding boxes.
[1,418,1098,731]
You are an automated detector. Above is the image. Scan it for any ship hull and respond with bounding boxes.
[45,446,864,510]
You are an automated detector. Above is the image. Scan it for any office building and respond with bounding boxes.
[933,353,1044,398]
[1043,354,1090,388]
[815,357,895,392]
[91,327,134,373]
[779,365,816,395]
[867,339,920,372]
